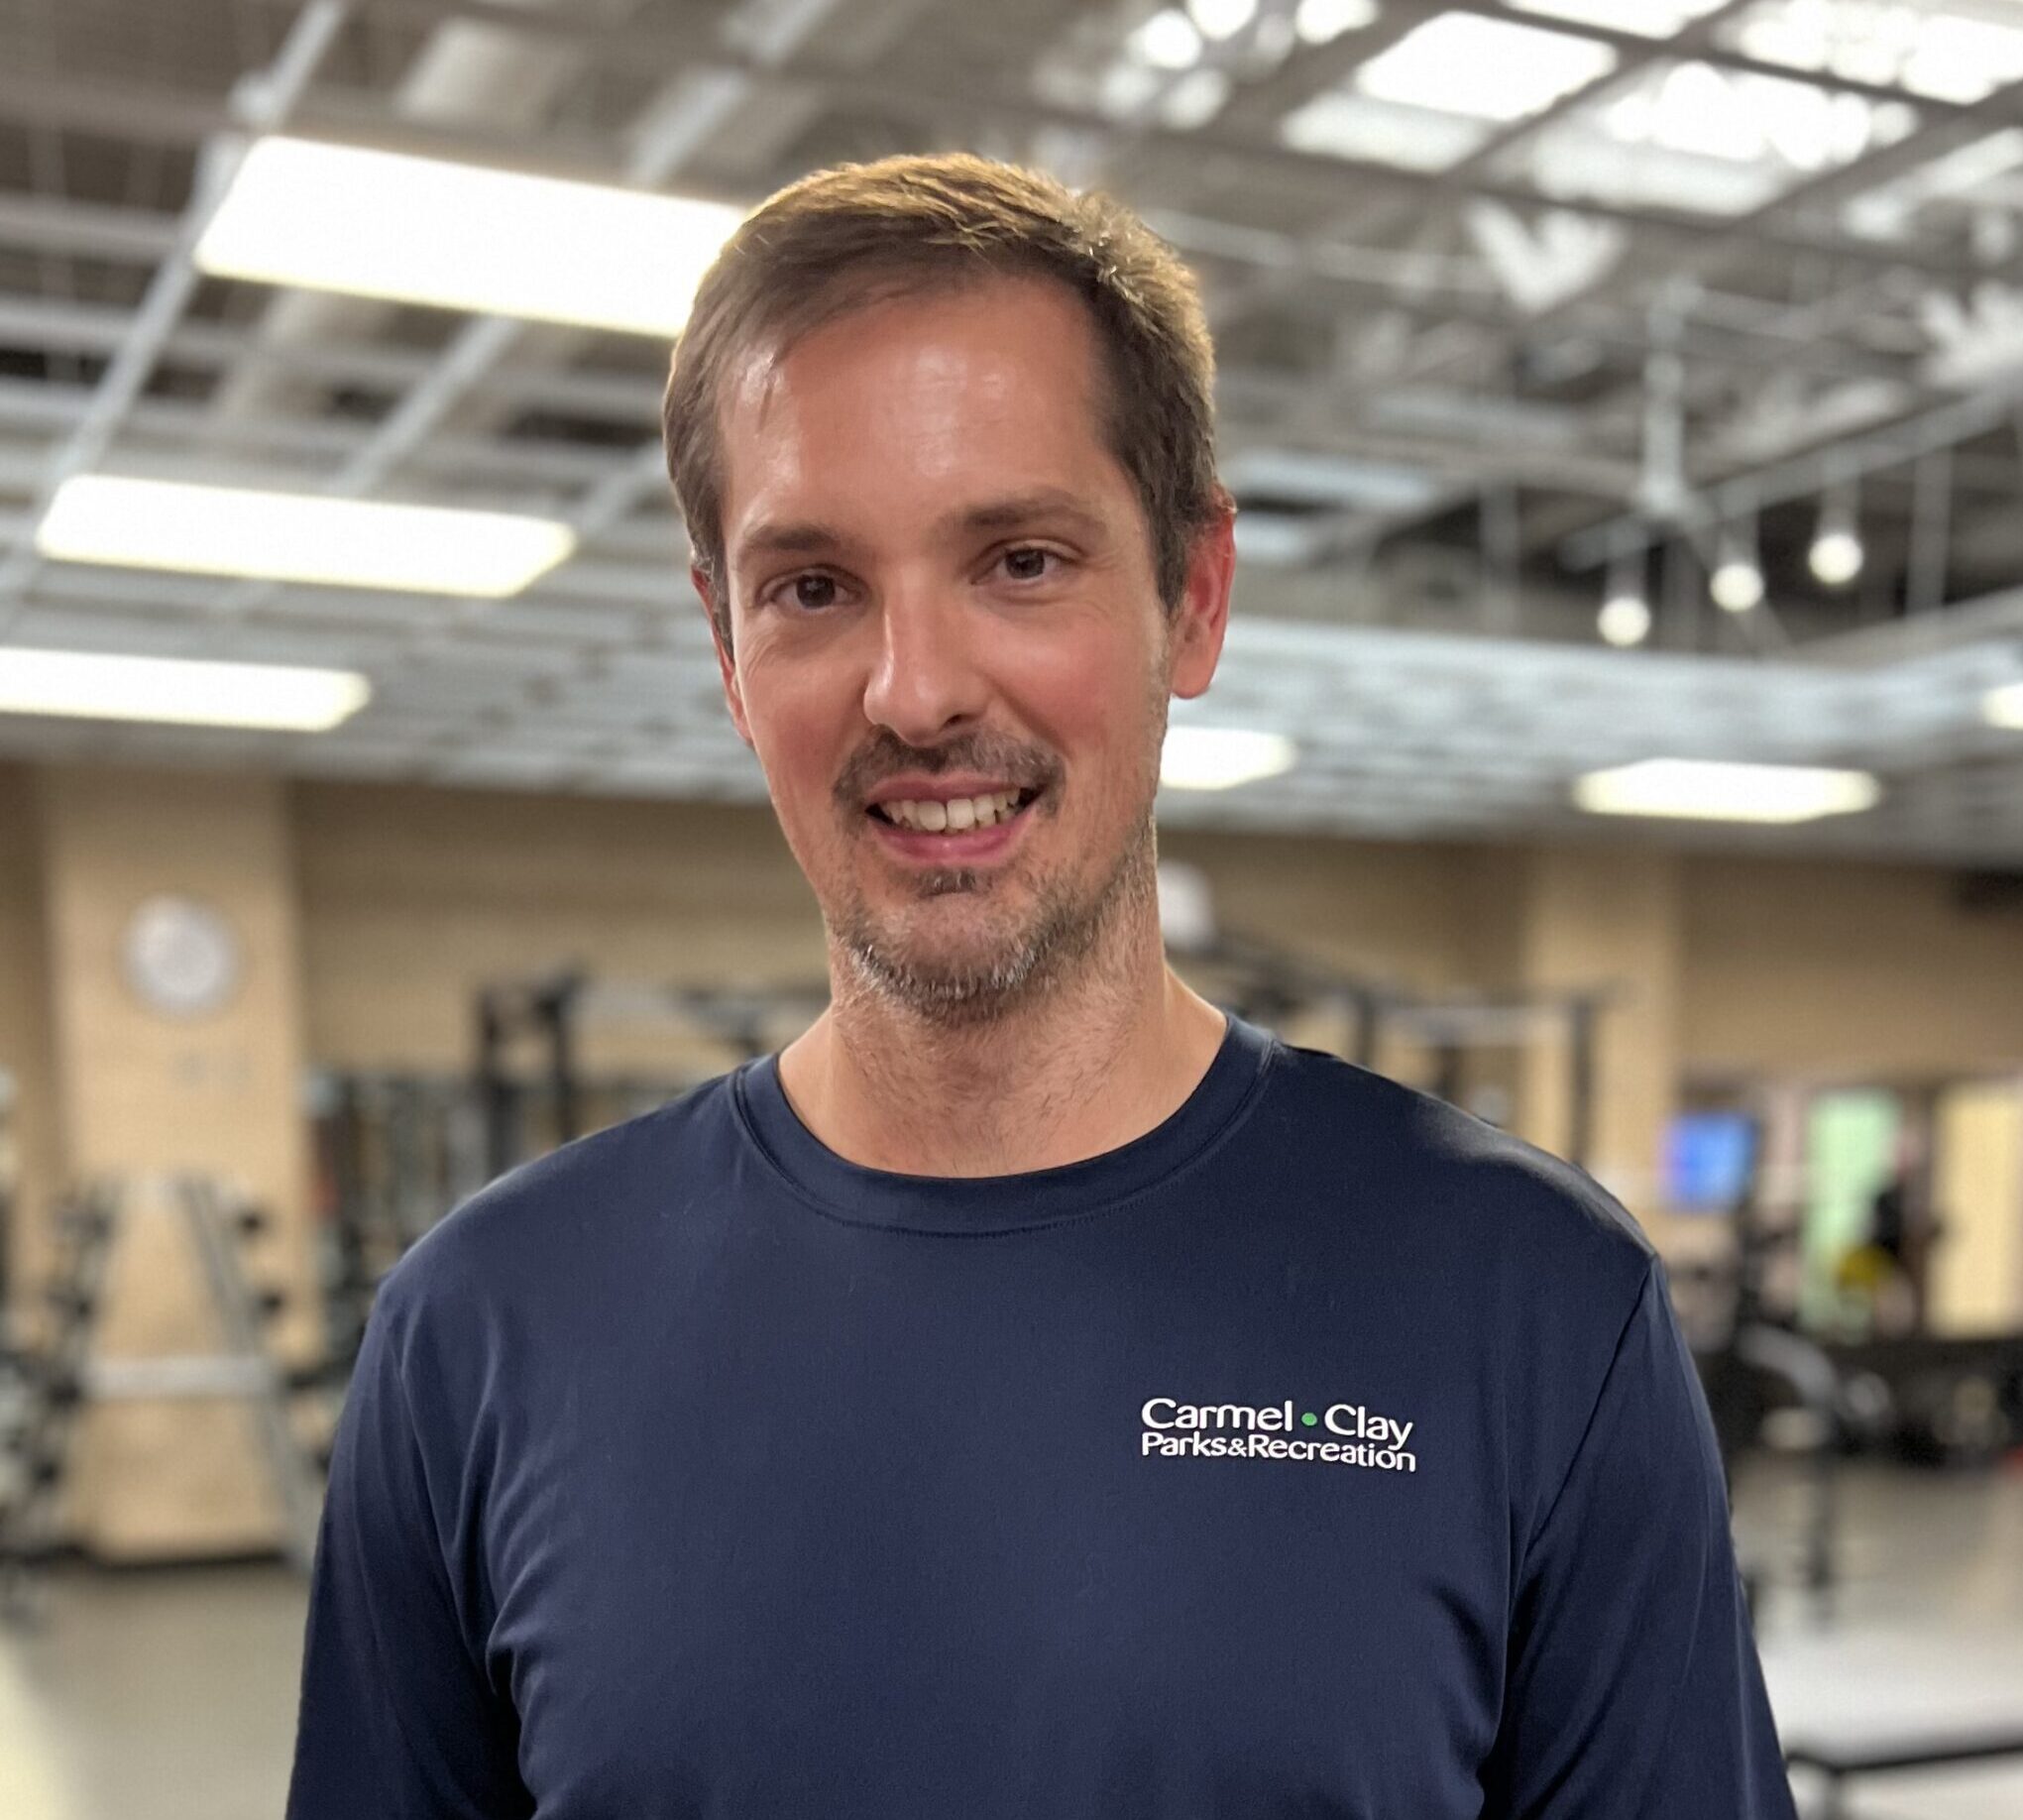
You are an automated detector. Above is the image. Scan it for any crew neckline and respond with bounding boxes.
[731,1011,1276,1234]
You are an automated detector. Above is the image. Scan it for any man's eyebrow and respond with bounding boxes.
[952,490,1108,537]
[731,490,1109,570]
[732,519,859,568]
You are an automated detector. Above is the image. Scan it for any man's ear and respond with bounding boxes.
[1169,494,1236,702]
[696,563,754,748]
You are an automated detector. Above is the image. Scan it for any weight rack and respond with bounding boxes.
[0,1176,334,1625]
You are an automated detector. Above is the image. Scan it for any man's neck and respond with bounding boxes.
[775,915,1228,1179]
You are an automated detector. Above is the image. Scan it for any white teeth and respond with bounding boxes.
[878,790,1029,833]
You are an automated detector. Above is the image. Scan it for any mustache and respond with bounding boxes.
[834,733,1061,807]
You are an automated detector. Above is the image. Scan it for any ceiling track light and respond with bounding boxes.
[1598,548,1651,646]
[1809,479,1865,588]
[1709,519,1765,614]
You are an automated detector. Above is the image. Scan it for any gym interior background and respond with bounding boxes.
[2,0,2023,1814]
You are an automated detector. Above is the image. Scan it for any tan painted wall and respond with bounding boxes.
[293,785,831,1082]
[1681,855,2023,1081]
[1511,845,1682,1212]
[292,783,1484,1081]
[37,765,315,1559]
[291,781,2023,1153]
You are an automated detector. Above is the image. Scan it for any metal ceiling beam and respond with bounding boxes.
[340,0,1982,130]
[0,192,180,264]
[289,75,1986,284]
[0,288,666,421]
[0,288,1667,503]
[1326,0,1764,251]
[1560,372,2023,569]
[1527,55,2023,332]
[0,378,638,489]
[0,28,1988,283]
[0,0,351,632]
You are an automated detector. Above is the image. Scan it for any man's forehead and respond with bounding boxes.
[716,282,1126,560]
[720,275,1102,433]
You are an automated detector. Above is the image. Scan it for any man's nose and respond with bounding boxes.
[860,580,988,745]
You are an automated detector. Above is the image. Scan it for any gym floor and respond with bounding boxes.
[0,1461,2016,1820]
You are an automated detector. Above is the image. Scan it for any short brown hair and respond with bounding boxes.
[661,152,1227,647]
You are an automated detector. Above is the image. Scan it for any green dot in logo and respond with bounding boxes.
[1301,1411,1318,1426]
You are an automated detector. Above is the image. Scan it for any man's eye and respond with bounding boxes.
[1001,547,1058,582]
[783,572,840,610]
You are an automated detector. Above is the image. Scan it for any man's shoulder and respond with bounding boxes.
[1261,1038,1657,1291]
[373,1067,743,1317]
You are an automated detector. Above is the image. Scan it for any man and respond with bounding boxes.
[286,154,1796,1817]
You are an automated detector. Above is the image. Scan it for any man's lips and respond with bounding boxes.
[861,770,1038,811]
[861,783,1042,861]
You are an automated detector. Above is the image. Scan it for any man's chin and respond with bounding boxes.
[831,903,1056,1022]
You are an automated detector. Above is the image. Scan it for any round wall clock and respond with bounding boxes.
[122,894,243,1018]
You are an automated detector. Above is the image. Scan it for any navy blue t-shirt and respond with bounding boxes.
[286,1014,1795,1818]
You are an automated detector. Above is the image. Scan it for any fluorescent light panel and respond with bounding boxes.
[1574,758,1879,823]
[1986,682,2023,731]
[38,476,575,597]
[197,136,744,337]
[1162,728,1297,791]
[1357,13,1619,123]
[0,647,369,731]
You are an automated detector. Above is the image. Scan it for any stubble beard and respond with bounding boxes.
[830,798,1159,1031]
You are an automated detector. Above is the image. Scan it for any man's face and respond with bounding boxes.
[703,275,1232,1023]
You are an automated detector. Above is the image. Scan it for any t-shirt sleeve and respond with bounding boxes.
[284,1283,532,1820]
[1483,1259,1797,1819]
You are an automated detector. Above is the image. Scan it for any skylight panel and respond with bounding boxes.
[1355,13,1620,123]
[1280,91,1491,170]
[1726,1,2023,107]
[1603,61,1910,170]
[1517,57,1919,216]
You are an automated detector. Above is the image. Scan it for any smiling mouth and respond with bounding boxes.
[866,786,1039,833]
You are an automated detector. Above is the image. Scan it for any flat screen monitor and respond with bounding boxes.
[1664,1111,1756,1212]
